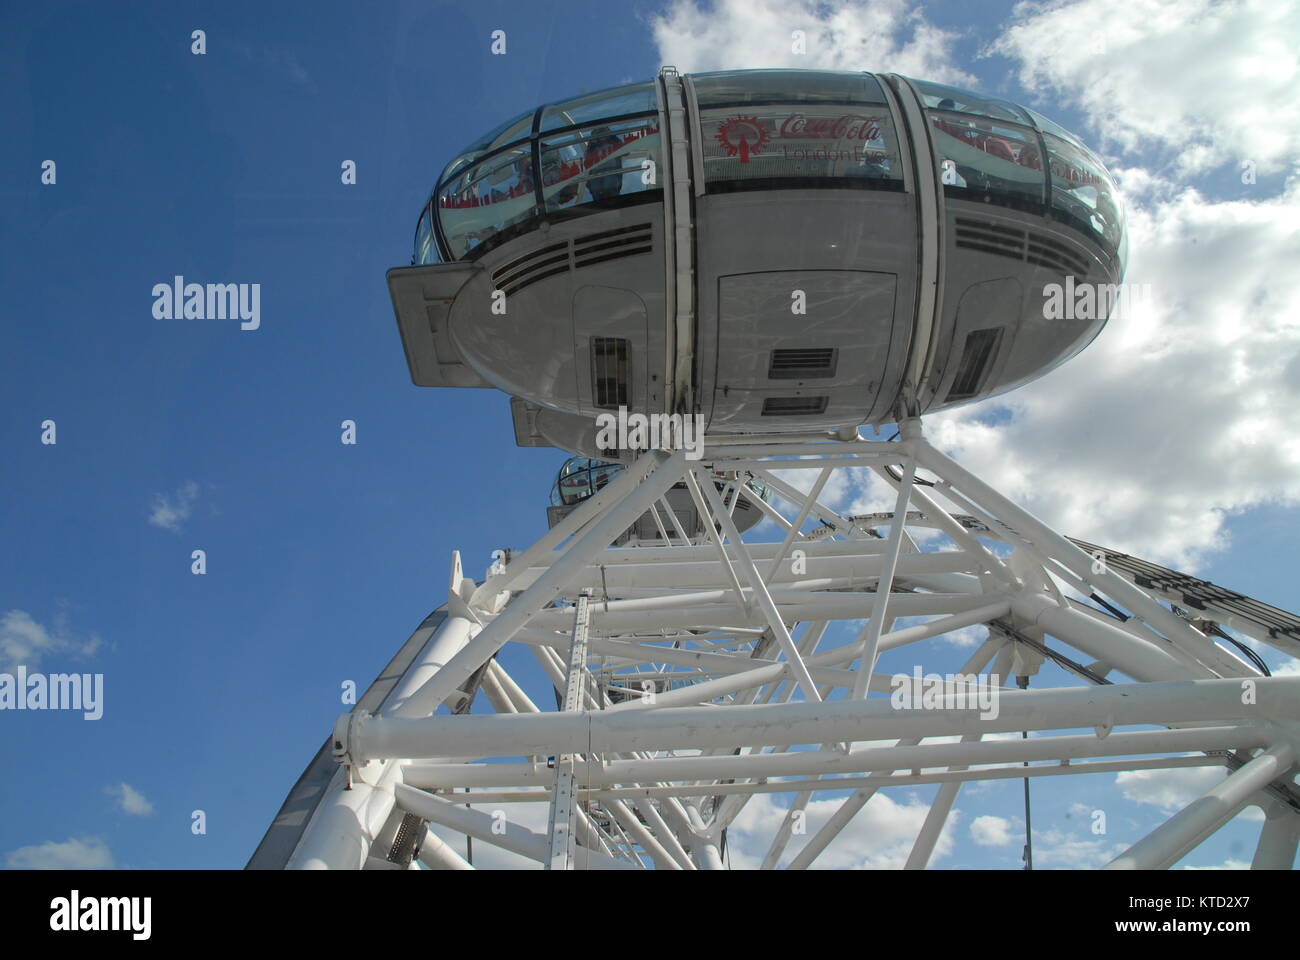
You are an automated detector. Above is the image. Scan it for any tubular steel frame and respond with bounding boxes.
[280,419,1300,870]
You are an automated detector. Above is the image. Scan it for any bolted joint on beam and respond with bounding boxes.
[332,710,373,769]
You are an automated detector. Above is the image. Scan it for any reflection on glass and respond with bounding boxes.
[551,458,627,507]
[414,202,436,265]
[927,110,1045,209]
[909,78,1031,125]
[1042,133,1124,257]
[436,147,537,259]
[541,82,658,132]
[700,104,903,188]
[540,119,662,211]
[1024,108,1086,150]
[550,457,771,510]
[442,110,535,183]
[692,70,888,106]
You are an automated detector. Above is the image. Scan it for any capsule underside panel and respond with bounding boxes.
[695,189,916,430]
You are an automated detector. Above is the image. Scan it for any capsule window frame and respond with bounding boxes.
[695,98,908,196]
[925,108,1050,215]
[435,145,541,261]
[538,117,665,215]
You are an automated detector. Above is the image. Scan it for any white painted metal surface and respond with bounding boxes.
[280,419,1300,870]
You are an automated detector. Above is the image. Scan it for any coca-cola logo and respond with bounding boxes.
[714,113,885,164]
[779,114,882,141]
[715,116,768,164]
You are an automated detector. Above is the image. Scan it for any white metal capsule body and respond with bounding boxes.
[390,69,1126,456]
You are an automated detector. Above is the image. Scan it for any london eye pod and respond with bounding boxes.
[389,68,1128,457]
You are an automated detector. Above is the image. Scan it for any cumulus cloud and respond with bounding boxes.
[961,3,1300,573]
[0,608,102,673]
[994,0,1300,175]
[148,481,200,533]
[1032,827,1125,867]
[651,0,976,83]
[970,814,1015,846]
[727,790,959,868]
[4,836,115,870]
[105,782,155,817]
[1116,766,1265,821]
[924,176,1300,570]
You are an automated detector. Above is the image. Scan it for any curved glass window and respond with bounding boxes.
[541,82,659,132]
[540,118,662,212]
[442,109,535,183]
[909,78,1032,125]
[693,69,889,106]
[436,146,537,259]
[432,82,664,260]
[927,109,1046,211]
[1024,107,1086,150]
[414,201,437,265]
[551,457,626,507]
[1042,133,1125,260]
[549,457,771,509]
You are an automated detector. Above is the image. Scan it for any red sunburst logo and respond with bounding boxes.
[715,116,768,164]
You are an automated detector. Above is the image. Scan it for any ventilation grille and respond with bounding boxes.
[954,217,1091,276]
[945,327,1004,402]
[762,396,829,416]
[492,241,569,297]
[574,223,653,270]
[490,223,654,297]
[591,337,630,410]
[769,347,837,380]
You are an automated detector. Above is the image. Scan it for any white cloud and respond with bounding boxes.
[0,609,102,672]
[970,814,1014,846]
[1115,766,1265,821]
[926,175,1300,571]
[1182,857,1251,870]
[944,624,988,649]
[727,790,959,868]
[1032,827,1125,867]
[971,4,1300,573]
[148,481,200,533]
[994,0,1300,175]
[651,0,976,83]
[4,836,115,870]
[105,782,155,817]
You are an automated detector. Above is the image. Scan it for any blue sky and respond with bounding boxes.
[2,0,1297,870]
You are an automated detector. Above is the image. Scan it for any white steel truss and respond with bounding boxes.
[270,418,1300,870]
